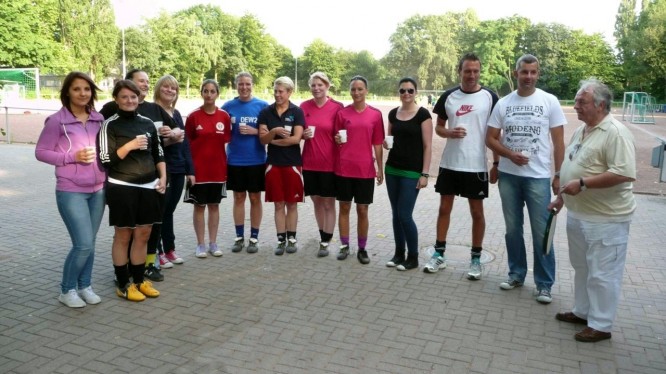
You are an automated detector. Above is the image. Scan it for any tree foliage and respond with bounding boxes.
[1,3,659,100]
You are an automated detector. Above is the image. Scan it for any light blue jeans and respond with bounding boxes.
[56,190,105,293]
[385,174,421,257]
[498,172,555,291]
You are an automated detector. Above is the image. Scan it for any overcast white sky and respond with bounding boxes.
[111,0,623,58]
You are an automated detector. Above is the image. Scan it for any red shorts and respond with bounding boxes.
[264,165,304,203]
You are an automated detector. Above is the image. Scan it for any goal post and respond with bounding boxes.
[0,68,40,101]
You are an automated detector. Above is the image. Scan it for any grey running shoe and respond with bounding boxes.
[231,237,244,253]
[467,257,482,280]
[536,289,553,304]
[317,243,329,257]
[286,238,298,254]
[247,238,259,253]
[275,241,286,256]
[499,279,523,290]
[423,254,446,273]
[337,244,349,260]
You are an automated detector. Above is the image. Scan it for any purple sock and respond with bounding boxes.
[340,236,349,246]
[358,237,367,249]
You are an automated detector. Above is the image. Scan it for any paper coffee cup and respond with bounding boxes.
[385,135,394,149]
[339,129,347,143]
[309,126,316,138]
[136,134,148,150]
[84,146,96,163]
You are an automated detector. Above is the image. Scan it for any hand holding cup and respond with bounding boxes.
[135,134,148,150]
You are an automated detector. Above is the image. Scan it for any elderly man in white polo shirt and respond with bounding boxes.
[549,78,636,343]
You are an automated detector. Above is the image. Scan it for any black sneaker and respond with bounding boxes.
[357,249,370,265]
[144,264,164,282]
[275,241,286,256]
[386,256,405,267]
[396,257,418,271]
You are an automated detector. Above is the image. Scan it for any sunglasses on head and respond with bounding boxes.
[399,88,415,94]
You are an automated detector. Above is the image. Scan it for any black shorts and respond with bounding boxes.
[184,183,227,205]
[434,167,489,200]
[227,164,265,193]
[335,176,375,204]
[303,170,336,198]
[106,182,162,228]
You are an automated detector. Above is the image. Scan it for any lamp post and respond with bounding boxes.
[121,28,126,79]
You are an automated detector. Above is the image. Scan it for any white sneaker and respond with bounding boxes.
[79,286,101,305]
[195,244,207,258]
[58,289,86,308]
[423,254,446,273]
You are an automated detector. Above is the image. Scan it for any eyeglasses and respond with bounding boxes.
[399,88,415,94]
[569,143,581,160]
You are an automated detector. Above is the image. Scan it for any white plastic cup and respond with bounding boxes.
[521,150,530,159]
[339,129,347,143]
[284,125,292,132]
[239,123,247,133]
[153,121,163,131]
[308,126,316,138]
[136,134,148,150]
[84,146,96,163]
[385,135,394,149]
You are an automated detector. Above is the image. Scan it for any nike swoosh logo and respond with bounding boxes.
[456,109,473,116]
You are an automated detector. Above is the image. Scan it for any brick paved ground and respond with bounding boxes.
[1,142,665,374]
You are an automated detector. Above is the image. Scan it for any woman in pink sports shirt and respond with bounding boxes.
[333,75,385,264]
[300,72,344,258]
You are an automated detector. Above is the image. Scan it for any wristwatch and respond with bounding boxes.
[579,177,587,191]
[421,173,430,178]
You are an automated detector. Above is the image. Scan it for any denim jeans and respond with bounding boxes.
[498,171,555,290]
[160,173,185,253]
[56,189,105,293]
[385,174,421,257]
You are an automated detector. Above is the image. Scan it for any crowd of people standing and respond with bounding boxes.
[37,53,635,343]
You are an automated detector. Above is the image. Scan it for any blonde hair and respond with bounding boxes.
[308,72,331,87]
[274,76,294,92]
[153,75,179,110]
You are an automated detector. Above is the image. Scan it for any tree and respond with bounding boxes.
[385,10,479,91]
[176,5,244,86]
[630,0,666,98]
[58,0,119,79]
[300,39,343,90]
[471,16,531,95]
[0,0,70,72]
[237,14,279,89]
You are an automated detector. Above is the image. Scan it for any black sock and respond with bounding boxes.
[114,264,130,289]
[277,233,286,242]
[471,247,482,258]
[322,232,333,243]
[287,231,296,240]
[129,263,145,284]
[435,240,446,256]
[319,229,325,241]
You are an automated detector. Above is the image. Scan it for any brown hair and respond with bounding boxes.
[60,71,99,114]
[112,80,141,98]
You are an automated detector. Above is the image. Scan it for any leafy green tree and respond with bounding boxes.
[300,39,343,90]
[176,5,244,86]
[0,0,70,72]
[631,0,666,98]
[122,26,160,76]
[144,11,217,87]
[385,10,478,91]
[58,0,119,79]
[471,16,530,95]
[237,14,279,89]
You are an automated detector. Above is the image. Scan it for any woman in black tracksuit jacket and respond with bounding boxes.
[98,80,166,302]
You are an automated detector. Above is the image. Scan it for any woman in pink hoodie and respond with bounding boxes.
[35,72,107,308]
